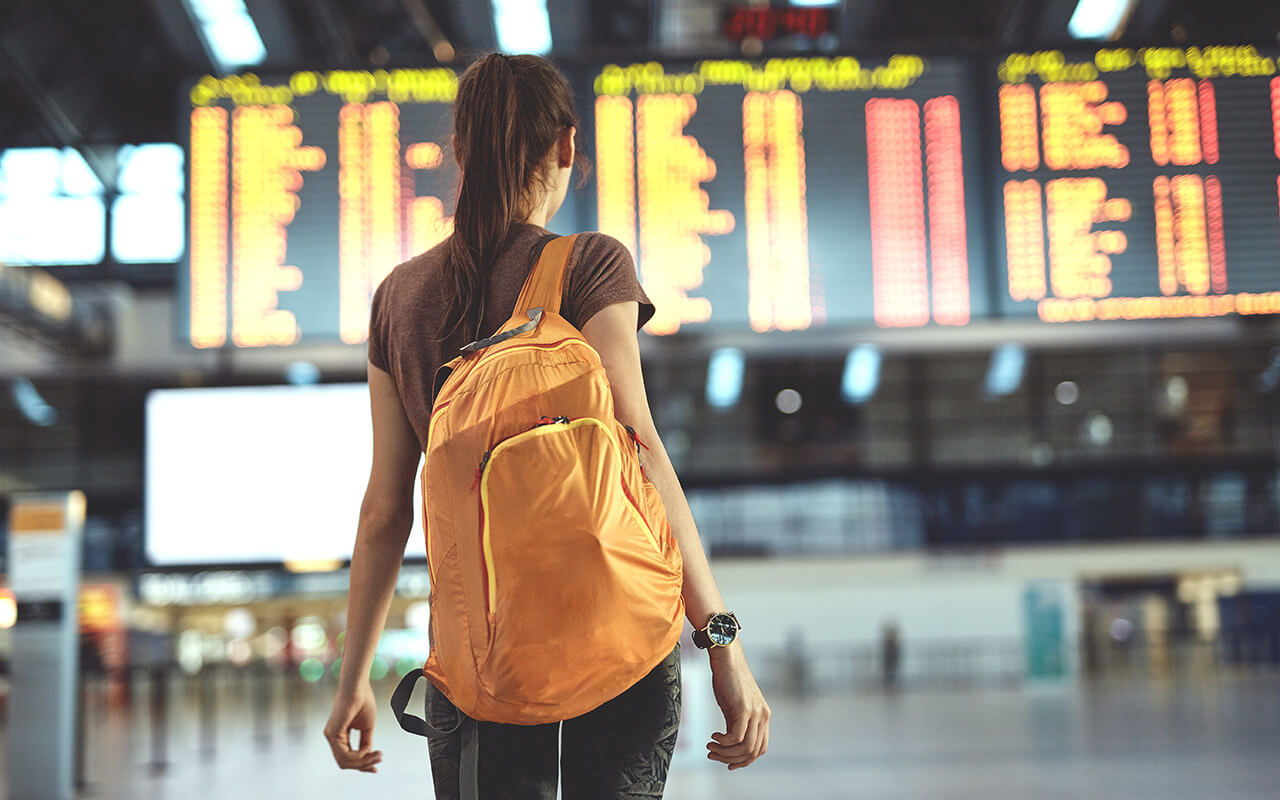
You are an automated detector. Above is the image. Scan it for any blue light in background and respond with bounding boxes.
[1068,0,1135,40]
[183,0,268,72]
[706,347,746,409]
[985,343,1027,397]
[11,378,57,427]
[491,0,553,55]
[285,361,322,386]
[842,344,881,404]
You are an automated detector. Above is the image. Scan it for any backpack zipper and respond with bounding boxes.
[470,451,492,491]
[624,425,651,479]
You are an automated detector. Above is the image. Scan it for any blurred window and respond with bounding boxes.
[0,144,186,267]
[111,144,185,263]
[0,148,106,265]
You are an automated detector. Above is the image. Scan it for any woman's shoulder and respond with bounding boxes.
[567,231,638,285]
[572,230,635,263]
[562,230,652,328]
[378,239,450,293]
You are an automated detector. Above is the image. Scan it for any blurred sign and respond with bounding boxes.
[0,585,123,632]
[138,570,278,605]
[183,59,990,345]
[722,5,834,42]
[995,46,1280,323]
[590,56,991,333]
[146,384,425,566]
[78,584,124,633]
[133,566,430,604]
[181,70,459,348]
[8,496,80,600]
[6,492,85,800]
[1023,581,1067,680]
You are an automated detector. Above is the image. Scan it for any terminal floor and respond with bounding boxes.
[3,671,1278,800]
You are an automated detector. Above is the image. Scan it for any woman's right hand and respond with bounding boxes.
[706,644,771,770]
[323,678,383,773]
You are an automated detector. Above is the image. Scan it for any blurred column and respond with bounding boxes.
[6,492,85,800]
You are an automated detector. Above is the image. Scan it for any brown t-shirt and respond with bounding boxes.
[368,223,654,450]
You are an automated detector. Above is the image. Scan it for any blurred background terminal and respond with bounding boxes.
[3,0,1280,798]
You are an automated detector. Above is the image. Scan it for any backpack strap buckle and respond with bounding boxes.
[458,307,543,354]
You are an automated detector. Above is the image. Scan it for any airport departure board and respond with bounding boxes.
[183,49,1280,348]
[588,56,990,334]
[183,70,460,348]
[995,46,1280,322]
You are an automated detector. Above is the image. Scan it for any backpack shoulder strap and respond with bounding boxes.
[514,233,578,317]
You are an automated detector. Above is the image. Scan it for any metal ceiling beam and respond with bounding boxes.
[1023,0,1082,46]
[143,0,212,72]
[400,0,456,61]
[246,0,302,66]
[300,0,361,66]
[450,0,497,54]
[0,33,115,190]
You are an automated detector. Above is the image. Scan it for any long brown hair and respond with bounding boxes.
[442,53,585,341]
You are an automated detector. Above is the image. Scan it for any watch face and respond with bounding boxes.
[708,614,738,646]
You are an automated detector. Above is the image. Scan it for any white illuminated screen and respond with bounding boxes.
[146,384,424,565]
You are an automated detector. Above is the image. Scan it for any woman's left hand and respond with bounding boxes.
[323,679,383,773]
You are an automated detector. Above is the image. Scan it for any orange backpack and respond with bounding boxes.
[397,234,684,727]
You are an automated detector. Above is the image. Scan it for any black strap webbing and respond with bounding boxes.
[390,669,479,800]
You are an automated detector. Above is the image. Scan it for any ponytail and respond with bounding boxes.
[441,53,583,341]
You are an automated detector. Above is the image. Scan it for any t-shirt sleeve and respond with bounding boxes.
[563,232,655,331]
[367,275,392,371]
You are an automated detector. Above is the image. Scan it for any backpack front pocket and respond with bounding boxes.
[474,416,677,705]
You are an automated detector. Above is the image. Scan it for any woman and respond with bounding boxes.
[323,53,770,798]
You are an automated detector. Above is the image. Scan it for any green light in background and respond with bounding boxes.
[299,657,325,683]
[395,656,419,677]
[330,657,342,678]
[369,656,389,681]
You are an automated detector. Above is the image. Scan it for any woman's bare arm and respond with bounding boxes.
[324,362,420,772]
[582,301,770,770]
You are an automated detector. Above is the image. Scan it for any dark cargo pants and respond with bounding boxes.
[424,646,682,800]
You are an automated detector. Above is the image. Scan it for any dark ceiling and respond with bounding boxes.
[0,0,1278,150]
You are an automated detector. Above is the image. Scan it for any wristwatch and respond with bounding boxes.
[693,612,742,649]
